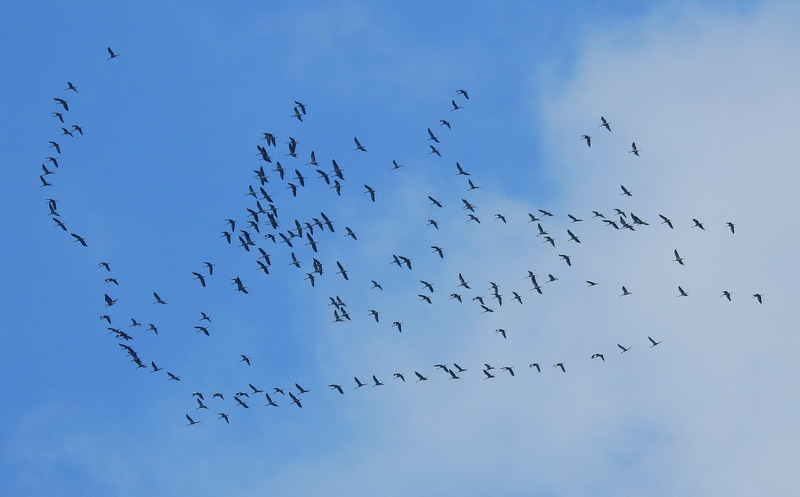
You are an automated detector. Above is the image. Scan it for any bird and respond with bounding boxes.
[659,214,674,229]
[428,145,441,156]
[617,344,631,353]
[628,142,641,155]
[580,135,591,147]
[726,222,735,233]
[457,89,469,99]
[53,98,69,111]
[372,375,384,387]
[294,101,306,114]
[427,128,439,143]
[393,373,405,382]
[71,124,83,135]
[529,363,541,372]
[370,280,383,290]
[153,292,167,304]
[329,384,344,394]
[495,328,507,339]
[71,233,87,246]
[392,321,402,333]
[239,355,250,366]
[218,413,229,424]
[289,393,302,408]
[586,280,598,287]
[103,294,117,307]
[199,312,212,322]
[692,218,705,230]
[455,162,470,176]
[49,141,61,154]
[440,119,451,128]
[620,286,631,296]
[150,361,162,372]
[265,394,278,407]
[501,366,515,376]
[291,107,303,121]
[677,286,689,297]
[591,353,605,361]
[353,137,367,152]
[495,214,507,223]
[354,376,366,388]
[363,185,376,202]
[673,249,685,265]
[185,414,201,426]
[620,185,633,196]
[192,272,206,287]
[167,372,181,381]
[599,116,611,131]
[451,99,462,111]
[567,229,581,243]
[52,112,64,122]
[559,254,572,266]
[295,383,309,394]
[720,290,732,301]
[648,337,661,347]
[420,280,434,292]
[568,214,583,223]
[553,363,566,372]
[415,371,428,382]
[196,398,208,410]
[336,261,349,280]
[483,369,495,379]
[752,293,763,304]
[431,246,444,258]
[107,47,120,59]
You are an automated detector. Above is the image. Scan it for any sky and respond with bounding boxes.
[2,1,800,495]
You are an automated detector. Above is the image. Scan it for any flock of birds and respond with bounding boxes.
[37,47,764,426]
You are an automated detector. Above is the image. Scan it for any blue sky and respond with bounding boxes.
[3,1,800,496]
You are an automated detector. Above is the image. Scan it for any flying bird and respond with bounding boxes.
[353,137,367,152]
[673,249,685,265]
[106,47,120,59]
[53,97,69,111]
[153,292,166,304]
[580,135,591,147]
[648,337,661,347]
[363,185,376,202]
[628,142,640,155]
[185,414,201,426]
[599,116,611,131]
[617,344,631,353]
[71,233,87,246]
